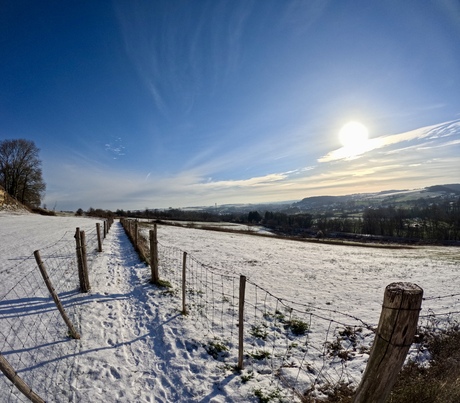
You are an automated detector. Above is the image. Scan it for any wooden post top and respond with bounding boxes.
[384,282,423,310]
[386,282,423,293]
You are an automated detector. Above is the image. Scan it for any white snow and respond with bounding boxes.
[1,213,459,402]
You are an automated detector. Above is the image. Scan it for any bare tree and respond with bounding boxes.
[0,139,46,207]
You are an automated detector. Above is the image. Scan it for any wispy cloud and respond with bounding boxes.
[318,120,460,163]
[115,1,254,118]
[44,120,460,210]
[105,137,125,159]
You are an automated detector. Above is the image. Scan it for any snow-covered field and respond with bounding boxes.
[143,219,275,235]
[1,213,459,402]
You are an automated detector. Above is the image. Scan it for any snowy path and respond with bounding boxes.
[72,221,240,403]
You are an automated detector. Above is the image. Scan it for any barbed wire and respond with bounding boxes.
[3,218,454,402]
[423,292,460,301]
[137,221,460,399]
[152,235,375,398]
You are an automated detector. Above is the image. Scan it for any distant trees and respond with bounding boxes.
[102,199,460,243]
[84,207,115,218]
[248,211,261,223]
[262,211,313,233]
[0,139,46,207]
[359,203,460,240]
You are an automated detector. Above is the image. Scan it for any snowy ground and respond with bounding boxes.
[148,224,460,323]
[1,213,459,402]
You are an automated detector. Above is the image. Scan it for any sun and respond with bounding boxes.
[339,121,369,148]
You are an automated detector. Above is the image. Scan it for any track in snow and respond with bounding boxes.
[72,221,232,403]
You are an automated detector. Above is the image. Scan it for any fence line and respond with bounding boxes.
[122,219,460,400]
[3,217,452,401]
[0,218,113,402]
[123,221,374,398]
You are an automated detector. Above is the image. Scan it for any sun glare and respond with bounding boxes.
[339,121,369,148]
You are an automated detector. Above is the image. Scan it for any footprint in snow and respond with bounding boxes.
[109,367,122,380]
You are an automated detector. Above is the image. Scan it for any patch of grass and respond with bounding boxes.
[152,278,172,288]
[249,349,271,360]
[325,338,353,361]
[325,326,364,361]
[314,381,354,402]
[204,338,230,360]
[153,279,177,297]
[388,327,460,403]
[253,387,283,403]
[240,370,254,384]
[286,319,309,336]
[262,310,285,324]
[250,324,268,340]
[274,310,286,322]
[305,326,460,402]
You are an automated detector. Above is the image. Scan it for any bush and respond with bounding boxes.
[388,328,460,403]
[287,319,309,336]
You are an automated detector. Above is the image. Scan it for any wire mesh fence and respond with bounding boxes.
[2,217,457,402]
[0,218,110,402]
[153,239,377,398]
[129,220,460,399]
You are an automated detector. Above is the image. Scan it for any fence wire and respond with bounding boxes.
[154,233,377,398]
[133,221,460,399]
[0,219,107,403]
[3,218,455,402]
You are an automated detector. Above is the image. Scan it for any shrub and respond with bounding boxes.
[388,328,460,402]
[287,319,309,336]
[204,338,229,360]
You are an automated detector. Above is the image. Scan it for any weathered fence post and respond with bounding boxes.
[353,282,423,403]
[96,223,102,252]
[135,220,139,248]
[33,250,81,339]
[103,220,107,238]
[238,275,247,370]
[149,225,159,284]
[75,227,87,292]
[182,251,187,315]
[0,353,46,403]
[80,230,90,292]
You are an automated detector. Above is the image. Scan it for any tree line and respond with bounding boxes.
[299,201,460,242]
[103,202,459,243]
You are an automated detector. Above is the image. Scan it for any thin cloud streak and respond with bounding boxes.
[43,120,460,210]
[318,120,460,163]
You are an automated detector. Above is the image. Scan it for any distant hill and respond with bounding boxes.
[197,184,460,215]
[426,184,460,194]
[295,195,349,206]
[293,184,460,212]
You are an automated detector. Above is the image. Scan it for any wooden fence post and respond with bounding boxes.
[353,282,423,403]
[80,231,90,292]
[96,223,102,252]
[75,227,86,292]
[103,220,107,238]
[33,250,81,339]
[150,225,159,284]
[182,252,187,315]
[135,220,139,248]
[0,353,46,403]
[238,275,247,370]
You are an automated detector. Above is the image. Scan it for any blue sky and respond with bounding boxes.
[1,0,459,211]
